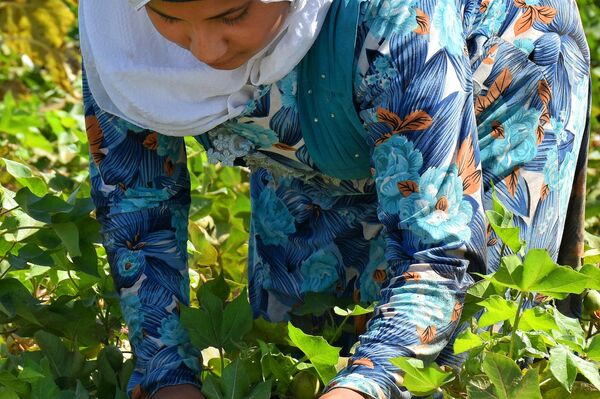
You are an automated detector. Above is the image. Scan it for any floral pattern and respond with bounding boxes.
[82,0,590,398]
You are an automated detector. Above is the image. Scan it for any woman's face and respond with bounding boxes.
[145,0,290,70]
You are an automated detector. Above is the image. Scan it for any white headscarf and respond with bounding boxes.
[79,0,333,136]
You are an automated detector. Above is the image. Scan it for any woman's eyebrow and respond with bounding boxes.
[146,4,183,20]
[146,2,248,21]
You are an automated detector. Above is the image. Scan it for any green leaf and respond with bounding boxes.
[287,323,340,384]
[467,376,497,399]
[485,188,524,253]
[491,249,591,298]
[478,295,518,328]
[221,287,253,352]
[247,380,272,399]
[51,222,81,257]
[333,303,375,317]
[388,357,454,396]
[543,382,600,399]
[519,307,559,332]
[290,292,338,317]
[510,368,541,399]
[2,158,47,197]
[481,352,521,399]
[586,335,600,361]
[33,330,86,379]
[549,346,578,392]
[453,328,484,354]
[570,353,600,391]
[580,265,600,290]
[220,358,251,399]
[200,273,231,303]
[0,389,20,399]
[201,375,224,399]
[180,290,223,350]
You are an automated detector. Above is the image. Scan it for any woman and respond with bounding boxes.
[78,0,591,398]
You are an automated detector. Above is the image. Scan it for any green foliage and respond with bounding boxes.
[0,1,599,398]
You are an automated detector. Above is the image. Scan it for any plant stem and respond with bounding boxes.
[219,347,225,374]
[587,320,596,340]
[0,205,19,217]
[0,241,18,278]
[328,315,350,345]
[509,293,528,360]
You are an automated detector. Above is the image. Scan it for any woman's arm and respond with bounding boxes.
[322,1,487,398]
[83,68,203,398]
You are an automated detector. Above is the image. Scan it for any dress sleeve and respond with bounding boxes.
[82,68,202,398]
[323,1,487,398]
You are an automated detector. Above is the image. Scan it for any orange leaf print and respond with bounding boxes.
[480,0,489,12]
[537,124,545,145]
[491,121,505,139]
[540,183,550,201]
[372,269,387,283]
[85,115,106,166]
[515,7,537,36]
[377,108,403,131]
[273,142,296,151]
[350,358,375,368]
[536,6,557,24]
[164,157,175,176]
[514,0,527,8]
[475,68,513,116]
[435,196,449,212]
[538,79,552,107]
[452,301,463,322]
[456,135,482,195]
[403,271,421,281]
[143,132,158,150]
[488,237,499,246]
[417,325,437,344]
[414,8,430,35]
[505,167,520,197]
[397,180,420,197]
[398,110,433,132]
[375,108,432,144]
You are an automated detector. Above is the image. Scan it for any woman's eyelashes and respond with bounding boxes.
[156,7,250,26]
[221,7,250,26]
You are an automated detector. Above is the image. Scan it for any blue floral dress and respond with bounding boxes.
[81,0,591,398]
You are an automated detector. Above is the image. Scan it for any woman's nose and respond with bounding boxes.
[189,27,228,66]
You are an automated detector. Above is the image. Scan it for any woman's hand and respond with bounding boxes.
[151,384,205,399]
[319,388,367,399]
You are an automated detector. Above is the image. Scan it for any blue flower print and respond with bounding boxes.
[433,0,465,56]
[157,134,184,161]
[178,342,202,374]
[278,69,298,110]
[479,0,507,37]
[254,187,296,246]
[227,122,278,148]
[399,165,473,244]
[480,108,541,175]
[116,248,146,279]
[514,38,535,55]
[365,56,399,90]
[367,0,418,40]
[359,237,388,303]
[300,249,342,293]
[157,314,190,346]
[114,117,146,135]
[171,206,189,256]
[121,293,145,346]
[119,187,172,213]
[542,146,559,190]
[558,151,577,216]
[206,130,253,166]
[373,135,423,215]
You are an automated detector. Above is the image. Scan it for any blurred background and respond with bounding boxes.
[0,1,598,398]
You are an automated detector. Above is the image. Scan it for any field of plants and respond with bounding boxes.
[0,1,600,398]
